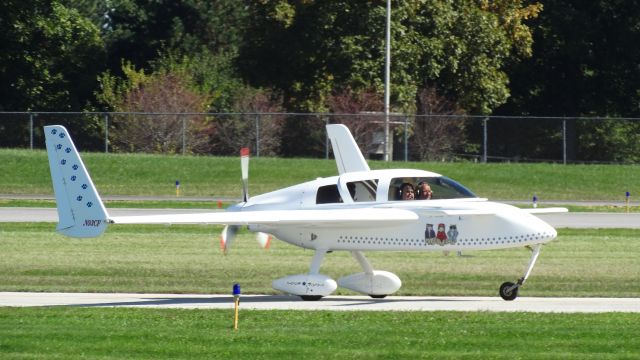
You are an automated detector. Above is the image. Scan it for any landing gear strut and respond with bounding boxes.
[499,244,542,301]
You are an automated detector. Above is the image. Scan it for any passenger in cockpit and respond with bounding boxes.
[416,181,433,200]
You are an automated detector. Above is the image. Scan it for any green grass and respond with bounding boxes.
[1,223,639,297]
[2,148,640,201]
[0,307,638,359]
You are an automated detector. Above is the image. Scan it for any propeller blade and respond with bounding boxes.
[241,147,249,202]
[220,225,239,255]
[256,232,272,249]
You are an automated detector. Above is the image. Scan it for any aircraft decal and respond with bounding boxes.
[425,224,436,245]
[447,225,459,244]
[83,219,101,227]
[425,223,458,246]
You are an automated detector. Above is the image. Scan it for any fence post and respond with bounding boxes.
[104,113,109,153]
[325,116,329,160]
[255,114,260,157]
[29,112,34,150]
[404,116,408,162]
[562,119,567,165]
[182,117,186,155]
[482,117,488,163]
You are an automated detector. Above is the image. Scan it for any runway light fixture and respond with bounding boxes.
[233,283,241,330]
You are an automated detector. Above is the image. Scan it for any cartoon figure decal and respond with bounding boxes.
[436,223,448,245]
[424,224,436,245]
[447,225,458,245]
[424,223,459,246]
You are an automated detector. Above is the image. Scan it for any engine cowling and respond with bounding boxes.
[337,271,401,296]
[272,274,337,297]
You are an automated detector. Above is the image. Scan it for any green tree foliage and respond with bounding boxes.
[239,0,540,114]
[96,52,285,155]
[500,0,640,117]
[496,0,640,162]
[102,0,247,73]
[152,50,245,113]
[0,0,105,111]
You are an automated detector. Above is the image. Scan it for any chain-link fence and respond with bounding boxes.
[1,112,639,163]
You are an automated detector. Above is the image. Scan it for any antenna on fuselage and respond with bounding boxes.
[241,147,250,202]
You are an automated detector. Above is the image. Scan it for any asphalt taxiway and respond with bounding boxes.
[1,292,638,313]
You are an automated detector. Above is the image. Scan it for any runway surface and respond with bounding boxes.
[2,207,640,228]
[1,292,638,313]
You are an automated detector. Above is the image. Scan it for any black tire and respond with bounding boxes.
[300,295,323,301]
[369,294,387,299]
[499,282,519,301]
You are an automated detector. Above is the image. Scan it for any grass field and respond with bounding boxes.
[1,307,639,359]
[2,148,640,201]
[1,223,638,297]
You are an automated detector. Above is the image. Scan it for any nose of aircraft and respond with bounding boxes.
[520,211,558,243]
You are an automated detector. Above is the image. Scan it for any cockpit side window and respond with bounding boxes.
[316,184,343,204]
[346,179,378,202]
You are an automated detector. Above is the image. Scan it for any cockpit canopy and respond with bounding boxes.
[314,169,477,205]
[387,176,476,201]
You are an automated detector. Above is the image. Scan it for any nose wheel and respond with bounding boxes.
[499,281,519,301]
[499,244,542,301]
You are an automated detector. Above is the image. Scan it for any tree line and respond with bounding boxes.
[1,0,639,162]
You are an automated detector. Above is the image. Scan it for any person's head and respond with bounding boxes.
[401,183,415,200]
[416,181,433,200]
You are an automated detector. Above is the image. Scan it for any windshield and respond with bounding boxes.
[388,176,476,201]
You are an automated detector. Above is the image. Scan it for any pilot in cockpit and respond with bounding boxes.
[416,181,433,200]
[400,183,415,200]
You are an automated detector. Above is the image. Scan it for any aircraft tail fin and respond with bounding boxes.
[44,125,109,238]
[327,124,370,174]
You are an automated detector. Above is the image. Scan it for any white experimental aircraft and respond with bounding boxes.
[44,124,566,301]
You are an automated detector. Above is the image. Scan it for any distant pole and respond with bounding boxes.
[325,117,329,160]
[255,114,260,158]
[482,117,488,163]
[182,117,186,155]
[104,113,109,153]
[562,119,567,165]
[403,115,408,162]
[29,112,34,150]
[383,0,391,162]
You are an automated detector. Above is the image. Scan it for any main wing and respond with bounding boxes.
[109,207,419,227]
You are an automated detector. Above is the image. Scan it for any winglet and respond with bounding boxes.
[44,125,109,238]
[327,124,370,174]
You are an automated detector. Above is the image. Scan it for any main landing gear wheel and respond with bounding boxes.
[300,295,323,301]
[369,294,387,299]
[499,282,519,301]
